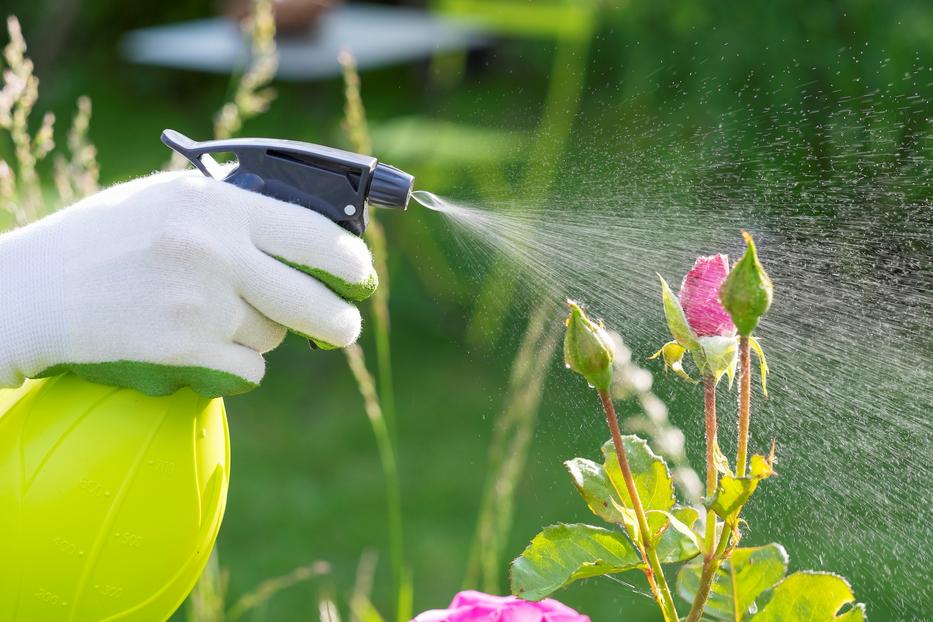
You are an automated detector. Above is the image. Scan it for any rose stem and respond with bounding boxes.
[703,375,719,555]
[687,350,753,622]
[599,389,679,622]
[735,335,752,476]
[685,483,737,622]
[684,531,729,622]
[682,375,722,622]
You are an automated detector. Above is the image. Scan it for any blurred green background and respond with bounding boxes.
[2,0,931,620]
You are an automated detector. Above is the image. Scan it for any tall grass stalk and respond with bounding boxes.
[227,561,331,621]
[0,16,55,224]
[319,594,343,622]
[213,0,278,140]
[185,550,328,622]
[53,95,98,204]
[349,550,385,622]
[338,49,409,622]
[338,48,397,440]
[344,344,408,622]
[165,0,279,171]
[186,552,228,622]
[0,159,14,209]
[464,302,560,591]
[0,17,96,228]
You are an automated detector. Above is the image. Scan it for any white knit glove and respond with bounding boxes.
[0,169,378,397]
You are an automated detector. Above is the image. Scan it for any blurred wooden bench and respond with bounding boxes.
[121,3,488,81]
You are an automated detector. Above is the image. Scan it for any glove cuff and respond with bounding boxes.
[0,219,67,387]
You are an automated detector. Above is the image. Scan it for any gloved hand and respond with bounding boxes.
[0,169,377,397]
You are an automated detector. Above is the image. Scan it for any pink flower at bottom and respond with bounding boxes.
[679,254,736,337]
[412,591,590,622]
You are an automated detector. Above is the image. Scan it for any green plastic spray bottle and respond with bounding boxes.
[0,375,229,620]
[0,130,413,621]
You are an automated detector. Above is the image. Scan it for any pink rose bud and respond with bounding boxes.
[679,254,736,337]
[412,590,590,622]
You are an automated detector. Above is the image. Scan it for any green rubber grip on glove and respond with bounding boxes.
[0,373,230,622]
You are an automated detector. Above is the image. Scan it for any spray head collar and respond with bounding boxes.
[161,129,413,236]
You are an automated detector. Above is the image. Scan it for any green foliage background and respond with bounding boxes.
[2,0,930,620]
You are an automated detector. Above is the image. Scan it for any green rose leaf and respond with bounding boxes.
[720,231,773,336]
[658,274,701,353]
[709,454,775,520]
[752,572,865,621]
[709,476,758,520]
[677,543,789,620]
[602,436,676,525]
[564,457,627,525]
[652,506,703,563]
[509,523,643,601]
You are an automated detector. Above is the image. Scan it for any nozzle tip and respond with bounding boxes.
[369,163,413,211]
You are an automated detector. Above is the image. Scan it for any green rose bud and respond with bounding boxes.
[563,300,614,392]
[720,231,773,336]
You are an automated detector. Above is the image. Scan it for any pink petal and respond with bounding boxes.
[450,591,511,609]
[679,254,736,337]
[413,592,589,622]
[535,598,579,615]
[500,606,545,622]
[412,609,459,622]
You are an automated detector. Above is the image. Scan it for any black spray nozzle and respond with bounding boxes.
[370,163,413,211]
[161,129,414,236]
